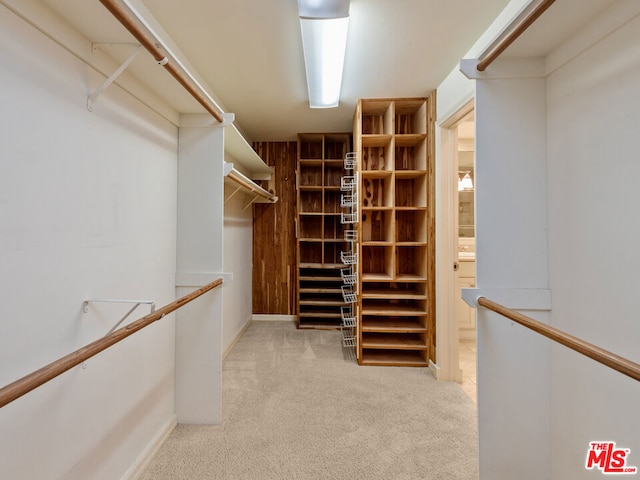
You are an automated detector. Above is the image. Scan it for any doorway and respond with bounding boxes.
[455,114,477,403]
[435,99,476,403]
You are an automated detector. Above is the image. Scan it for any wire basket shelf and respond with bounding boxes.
[342,334,357,347]
[341,306,357,327]
[340,250,358,265]
[341,267,358,285]
[341,285,358,303]
[341,193,357,208]
[341,174,357,192]
[341,212,358,224]
[344,152,357,170]
[344,229,357,242]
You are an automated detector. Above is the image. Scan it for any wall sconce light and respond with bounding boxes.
[459,171,474,190]
[298,0,350,108]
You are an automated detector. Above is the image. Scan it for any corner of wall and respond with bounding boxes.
[120,414,177,480]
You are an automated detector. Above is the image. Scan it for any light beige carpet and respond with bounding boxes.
[140,321,478,480]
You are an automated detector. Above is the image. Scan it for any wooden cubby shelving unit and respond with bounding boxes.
[296,133,352,329]
[353,95,436,366]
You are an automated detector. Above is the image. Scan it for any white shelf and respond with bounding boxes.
[224,162,277,205]
[224,124,272,180]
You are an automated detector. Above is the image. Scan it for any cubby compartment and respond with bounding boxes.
[394,99,427,135]
[361,298,427,316]
[361,173,392,208]
[323,241,343,266]
[300,285,344,304]
[299,190,323,213]
[361,281,426,299]
[323,215,342,240]
[396,210,427,243]
[324,134,351,160]
[299,241,323,265]
[361,332,427,349]
[299,305,343,320]
[361,100,393,135]
[395,174,426,208]
[298,216,322,238]
[299,267,343,282]
[324,191,342,213]
[298,135,323,160]
[361,315,426,330]
[359,349,428,367]
[324,165,343,188]
[361,245,393,279]
[361,209,393,243]
[299,164,323,187]
[299,278,342,292]
[361,136,393,171]
[396,246,427,280]
[394,136,427,170]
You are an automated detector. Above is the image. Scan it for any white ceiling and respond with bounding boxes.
[39,0,616,142]
[498,0,617,58]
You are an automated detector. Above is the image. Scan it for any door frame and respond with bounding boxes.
[433,99,474,382]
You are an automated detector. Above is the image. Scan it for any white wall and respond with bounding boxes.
[474,72,551,480]
[437,1,640,479]
[0,5,178,480]
[174,120,226,424]
[546,4,640,477]
[223,191,254,354]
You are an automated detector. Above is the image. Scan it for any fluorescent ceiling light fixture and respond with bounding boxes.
[298,0,350,108]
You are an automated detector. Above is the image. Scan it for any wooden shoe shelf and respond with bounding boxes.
[353,95,436,366]
[296,133,352,329]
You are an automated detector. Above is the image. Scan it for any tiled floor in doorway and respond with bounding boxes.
[459,340,477,403]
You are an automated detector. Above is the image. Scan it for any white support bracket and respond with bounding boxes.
[223,161,278,208]
[87,45,143,111]
[82,298,156,335]
[242,196,259,211]
[224,186,243,203]
[462,288,552,311]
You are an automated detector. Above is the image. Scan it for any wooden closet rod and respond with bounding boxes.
[227,167,277,203]
[477,296,640,382]
[98,0,224,123]
[476,0,557,72]
[0,278,223,409]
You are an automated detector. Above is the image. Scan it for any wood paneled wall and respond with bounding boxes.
[252,142,297,314]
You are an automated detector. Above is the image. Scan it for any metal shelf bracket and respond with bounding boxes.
[82,298,156,335]
[87,45,143,111]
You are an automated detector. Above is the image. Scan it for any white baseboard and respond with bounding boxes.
[121,414,177,480]
[429,360,439,379]
[224,316,253,359]
[430,360,464,383]
[252,314,296,322]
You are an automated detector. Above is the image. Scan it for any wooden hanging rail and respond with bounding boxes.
[0,278,223,409]
[477,296,640,382]
[476,0,557,72]
[224,165,278,204]
[98,0,224,123]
